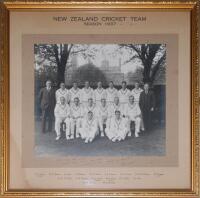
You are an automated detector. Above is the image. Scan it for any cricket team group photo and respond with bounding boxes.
[34,43,166,156]
[38,80,155,144]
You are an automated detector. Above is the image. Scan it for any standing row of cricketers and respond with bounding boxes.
[56,81,141,107]
[38,80,156,143]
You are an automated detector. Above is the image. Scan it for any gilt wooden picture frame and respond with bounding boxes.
[0,1,199,197]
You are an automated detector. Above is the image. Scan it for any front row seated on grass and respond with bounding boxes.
[54,96,142,143]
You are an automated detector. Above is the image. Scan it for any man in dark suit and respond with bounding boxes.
[139,83,155,131]
[38,80,56,133]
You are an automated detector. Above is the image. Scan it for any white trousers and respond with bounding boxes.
[128,117,141,134]
[69,118,82,137]
[135,102,144,130]
[79,127,98,141]
[54,117,70,138]
[105,127,128,141]
[140,116,145,130]
[98,117,108,131]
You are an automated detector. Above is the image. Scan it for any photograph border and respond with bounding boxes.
[0,1,199,197]
[25,34,175,167]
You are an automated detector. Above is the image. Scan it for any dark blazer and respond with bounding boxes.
[38,87,56,110]
[139,90,155,112]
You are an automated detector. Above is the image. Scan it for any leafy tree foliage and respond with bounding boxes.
[119,44,166,84]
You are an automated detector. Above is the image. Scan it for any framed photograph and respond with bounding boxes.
[0,0,199,197]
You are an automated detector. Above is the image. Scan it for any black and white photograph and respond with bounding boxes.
[34,43,166,156]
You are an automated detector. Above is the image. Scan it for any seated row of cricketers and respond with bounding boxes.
[54,95,141,143]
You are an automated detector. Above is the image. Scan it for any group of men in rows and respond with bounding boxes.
[38,80,155,143]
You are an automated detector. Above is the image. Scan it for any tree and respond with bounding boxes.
[72,63,107,86]
[34,44,96,85]
[119,44,166,84]
[53,44,73,83]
